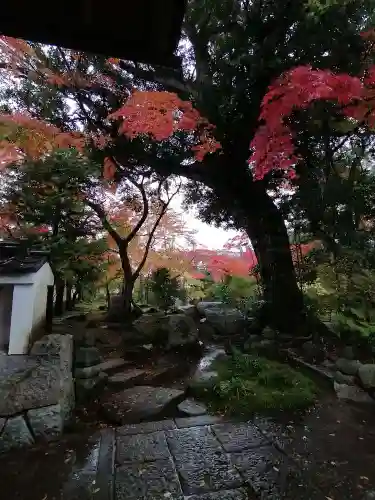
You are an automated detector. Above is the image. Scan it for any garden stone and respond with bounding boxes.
[75,358,127,378]
[101,386,184,424]
[358,364,375,389]
[27,404,63,439]
[342,345,355,360]
[74,346,101,367]
[0,363,63,417]
[196,302,224,315]
[178,398,208,416]
[334,371,356,385]
[108,369,146,387]
[133,312,169,345]
[335,358,361,375]
[204,307,246,335]
[189,371,220,393]
[167,313,199,348]
[334,382,375,404]
[0,416,34,452]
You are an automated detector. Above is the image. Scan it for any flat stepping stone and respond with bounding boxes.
[101,385,184,424]
[175,415,222,428]
[117,420,177,436]
[75,358,128,378]
[178,398,208,416]
[108,369,146,387]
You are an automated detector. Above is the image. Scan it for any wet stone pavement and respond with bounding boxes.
[1,398,375,500]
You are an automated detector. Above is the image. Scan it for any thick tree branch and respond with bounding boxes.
[85,199,123,248]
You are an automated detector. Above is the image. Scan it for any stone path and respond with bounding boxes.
[2,397,375,499]
[0,415,329,500]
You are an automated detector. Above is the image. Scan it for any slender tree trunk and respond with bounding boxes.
[119,245,135,319]
[105,284,111,311]
[65,282,73,311]
[122,279,134,318]
[54,279,65,316]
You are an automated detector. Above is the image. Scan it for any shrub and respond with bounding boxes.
[195,353,317,417]
[148,267,183,310]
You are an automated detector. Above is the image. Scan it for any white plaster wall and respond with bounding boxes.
[8,264,54,354]
[32,281,48,330]
[8,285,34,354]
[0,285,13,351]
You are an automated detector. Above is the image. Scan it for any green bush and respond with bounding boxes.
[147,267,183,310]
[195,353,317,417]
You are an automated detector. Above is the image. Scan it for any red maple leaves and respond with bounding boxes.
[249,63,375,180]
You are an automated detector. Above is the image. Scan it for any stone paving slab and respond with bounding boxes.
[173,448,243,495]
[166,426,223,455]
[115,457,183,500]
[186,488,250,499]
[212,422,269,452]
[230,446,288,497]
[117,419,177,435]
[116,431,170,463]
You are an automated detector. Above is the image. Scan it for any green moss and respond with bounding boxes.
[196,353,318,417]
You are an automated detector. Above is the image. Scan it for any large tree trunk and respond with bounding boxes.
[209,157,308,337]
[244,187,306,335]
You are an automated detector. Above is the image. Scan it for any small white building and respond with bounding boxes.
[0,243,54,355]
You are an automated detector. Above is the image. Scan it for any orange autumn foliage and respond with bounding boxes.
[108,90,221,161]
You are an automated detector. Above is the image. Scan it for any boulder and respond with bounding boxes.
[178,398,208,416]
[196,301,224,315]
[27,404,64,439]
[176,304,197,318]
[341,345,355,360]
[133,313,169,345]
[101,386,184,423]
[0,416,34,452]
[334,382,374,405]
[334,371,356,385]
[189,370,219,393]
[358,364,375,389]
[166,313,198,348]
[204,307,246,335]
[335,358,362,376]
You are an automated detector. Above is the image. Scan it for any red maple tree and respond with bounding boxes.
[249,31,375,180]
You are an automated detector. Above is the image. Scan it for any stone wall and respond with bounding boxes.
[0,334,74,452]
